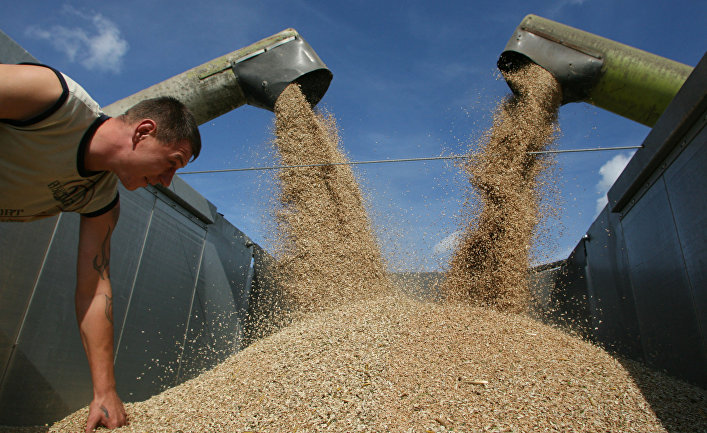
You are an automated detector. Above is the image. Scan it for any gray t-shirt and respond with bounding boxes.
[0,65,118,222]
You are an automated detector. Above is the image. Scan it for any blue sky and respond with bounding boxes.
[2,1,704,271]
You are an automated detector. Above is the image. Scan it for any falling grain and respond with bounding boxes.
[441,62,562,313]
[270,84,391,315]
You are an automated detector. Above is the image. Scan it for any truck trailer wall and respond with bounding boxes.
[531,53,707,388]
[0,182,258,425]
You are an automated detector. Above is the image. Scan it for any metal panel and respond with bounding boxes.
[583,207,642,358]
[110,187,157,353]
[0,29,37,63]
[155,177,216,225]
[609,54,707,213]
[662,121,707,372]
[178,216,253,381]
[0,214,86,426]
[551,241,593,338]
[114,198,206,403]
[0,30,50,393]
[621,177,705,385]
[388,272,445,302]
[0,217,58,386]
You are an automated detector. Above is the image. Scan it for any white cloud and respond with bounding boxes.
[595,152,633,214]
[545,0,588,18]
[433,230,462,256]
[25,7,128,73]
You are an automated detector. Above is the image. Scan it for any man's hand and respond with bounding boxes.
[76,203,128,431]
[86,389,127,432]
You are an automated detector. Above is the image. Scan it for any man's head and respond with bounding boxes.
[121,96,201,160]
[117,97,201,190]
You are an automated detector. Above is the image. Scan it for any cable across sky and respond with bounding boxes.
[178,145,642,175]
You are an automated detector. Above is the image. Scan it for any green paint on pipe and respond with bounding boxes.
[589,43,693,126]
[500,14,694,127]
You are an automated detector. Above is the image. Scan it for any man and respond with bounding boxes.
[0,63,201,432]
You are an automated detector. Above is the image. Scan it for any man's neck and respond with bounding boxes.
[83,117,124,173]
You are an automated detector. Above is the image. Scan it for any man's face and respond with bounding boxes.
[120,134,192,191]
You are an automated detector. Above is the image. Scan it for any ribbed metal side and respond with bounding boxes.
[531,54,707,388]
[0,183,258,425]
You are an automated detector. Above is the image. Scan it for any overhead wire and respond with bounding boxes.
[177,145,642,175]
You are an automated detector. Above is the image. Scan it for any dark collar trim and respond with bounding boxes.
[77,114,111,178]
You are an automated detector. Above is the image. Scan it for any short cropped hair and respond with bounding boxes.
[121,96,201,161]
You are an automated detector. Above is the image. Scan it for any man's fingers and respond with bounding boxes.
[86,393,128,430]
[85,403,114,432]
[85,412,100,433]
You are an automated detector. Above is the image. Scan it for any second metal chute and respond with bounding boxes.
[497,14,693,126]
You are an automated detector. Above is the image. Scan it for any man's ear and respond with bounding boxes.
[132,119,157,147]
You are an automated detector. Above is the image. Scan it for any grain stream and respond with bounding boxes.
[441,62,561,314]
[270,83,391,315]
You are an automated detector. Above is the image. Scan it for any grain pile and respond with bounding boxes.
[47,296,706,432]
[441,62,562,314]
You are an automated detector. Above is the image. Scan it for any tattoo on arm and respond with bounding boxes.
[92,226,112,280]
[104,294,113,324]
[100,405,110,419]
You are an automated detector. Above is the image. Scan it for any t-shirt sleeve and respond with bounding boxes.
[81,192,119,218]
[78,173,120,217]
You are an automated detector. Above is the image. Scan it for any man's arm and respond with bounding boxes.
[76,203,128,432]
[0,64,62,121]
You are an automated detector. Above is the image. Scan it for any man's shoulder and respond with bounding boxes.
[0,64,67,126]
[0,64,102,130]
[61,71,102,119]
